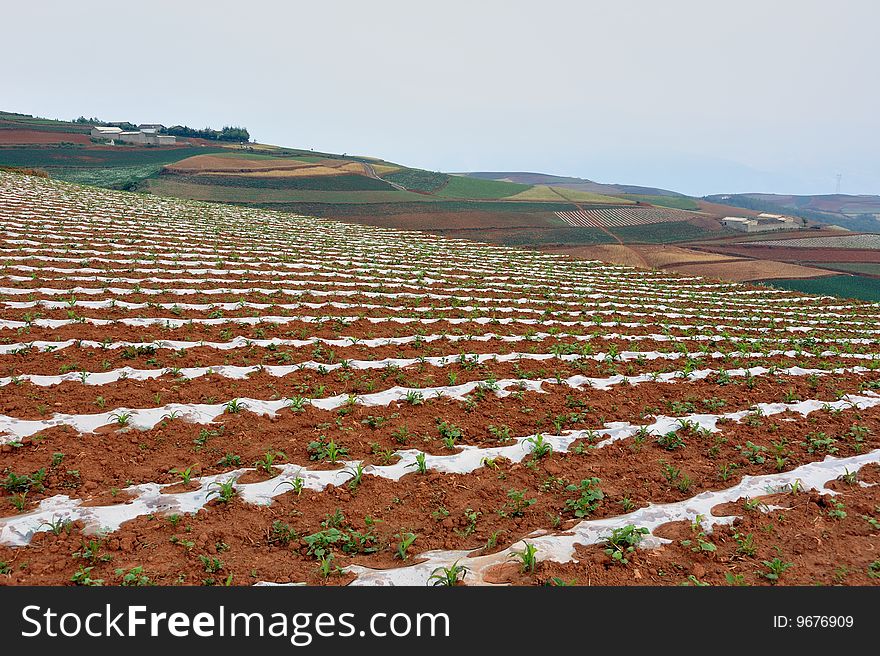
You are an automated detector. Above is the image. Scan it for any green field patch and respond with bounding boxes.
[382,168,450,192]
[51,165,165,190]
[809,262,880,277]
[494,227,615,246]
[505,185,624,204]
[434,175,531,199]
[763,275,880,302]
[146,178,425,204]
[0,146,225,169]
[611,221,714,243]
[172,173,393,191]
[618,194,699,210]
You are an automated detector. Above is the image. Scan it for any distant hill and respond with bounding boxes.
[462,171,685,198]
[704,192,880,233]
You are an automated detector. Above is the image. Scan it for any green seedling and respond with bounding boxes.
[395,532,417,560]
[427,561,468,586]
[526,434,553,459]
[116,566,152,586]
[407,452,428,474]
[206,479,237,503]
[500,488,536,518]
[760,557,793,583]
[564,477,604,517]
[509,542,538,574]
[171,465,197,485]
[603,525,649,565]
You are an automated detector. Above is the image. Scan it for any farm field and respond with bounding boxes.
[537,244,833,281]
[1,169,880,587]
[765,275,880,303]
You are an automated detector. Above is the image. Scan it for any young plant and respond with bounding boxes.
[206,479,237,503]
[509,542,538,574]
[760,557,793,583]
[564,477,604,517]
[407,452,428,474]
[603,525,649,565]
[526,433,553,459]
[395,531,417,560]
[116,565,152,586]
[427,561,468,586]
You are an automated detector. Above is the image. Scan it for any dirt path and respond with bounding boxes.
[362,162,407,191]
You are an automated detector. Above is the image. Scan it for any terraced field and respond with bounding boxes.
[557,206,700,228]
[1,170,880,587]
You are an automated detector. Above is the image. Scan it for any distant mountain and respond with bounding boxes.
[704,193,880,233]
[462,171,685,198]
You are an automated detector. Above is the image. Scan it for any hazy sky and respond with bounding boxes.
[6,0,879,196]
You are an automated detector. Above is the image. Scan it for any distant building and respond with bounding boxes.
[722,214,800,233]
[90,124,175,146]
[90,126,123,138]
[117,131,148,144]
[138,124,165,131]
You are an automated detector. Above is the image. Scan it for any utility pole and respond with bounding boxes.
[835,173,842,194]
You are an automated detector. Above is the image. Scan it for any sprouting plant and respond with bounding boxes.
[307,436,349,464]
[427,561,468,586]
[110,410,133,426]
[760,557,793,583]
[346,463,365,490]
[199,555,224,574]
[738,441,768,465]
[391,426,412,444]
[488,424,513,442]
[171,465,197,485]
[406,452,428,475]
[724,572,748,586]
[206,479,237,503]
[270,520,298,545]
[734,532,757,557]
[39,517,72,536]
[680,516,717,554]
[619,497,635,512]
[275,472,305,496]
[564,477,604,517]
[217,453,241,467]
[286,396,308,412]
[71,566,103,586]
[603,525,649,565]
[500,488,536,518]
[718,462,738,482]
[224,398,247,414]
[395,532,417,560]
[526,433,553,459]
[116,566,152,586]
[509,542,538,574]
[656,430,685,451]
[404,390,424,406]
[455,509,480,537]
[254,450,285,473]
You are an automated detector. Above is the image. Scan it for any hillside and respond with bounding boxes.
[8,108,878,295]
[2,170,880,587]
[705,192,880,232]
[0,110,733,250]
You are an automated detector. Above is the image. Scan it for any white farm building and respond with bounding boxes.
[721,214,801,233]
[90,125,176,146]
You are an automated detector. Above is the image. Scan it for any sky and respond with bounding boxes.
[5,0,879,196]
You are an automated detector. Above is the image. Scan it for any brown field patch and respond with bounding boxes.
[165,154,339,173]
[540,244,745,269]
[695,245,880,264]
[0,129,92,145]
[672,259,833,281]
